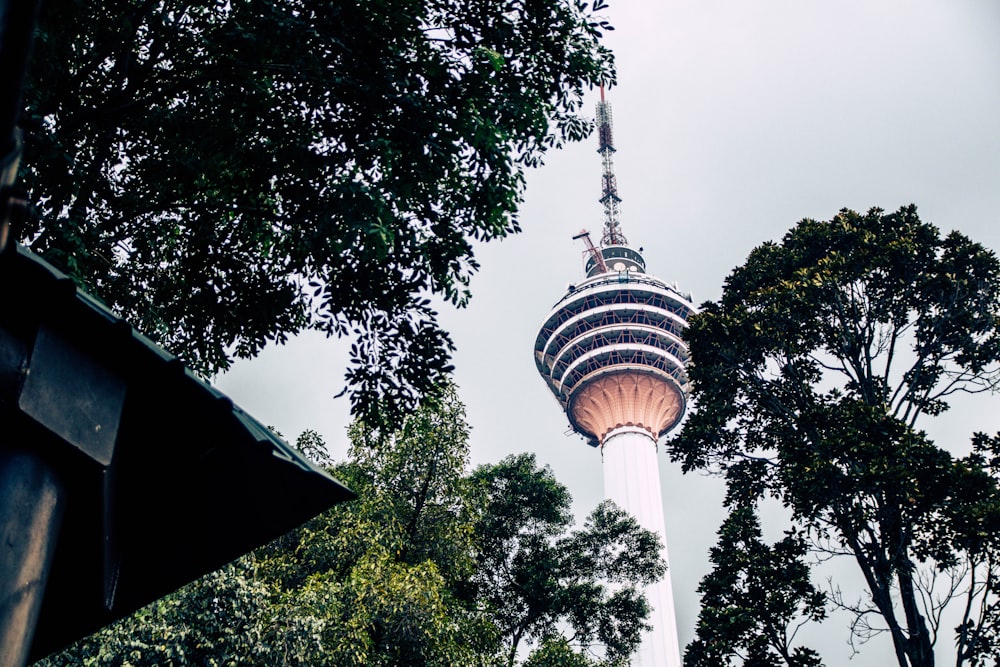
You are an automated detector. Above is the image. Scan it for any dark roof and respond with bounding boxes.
[0,244,354,660]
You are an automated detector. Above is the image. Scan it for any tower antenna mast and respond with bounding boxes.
[596,85,626,247]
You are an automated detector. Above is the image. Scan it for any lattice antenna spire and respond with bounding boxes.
[596,86,627,247]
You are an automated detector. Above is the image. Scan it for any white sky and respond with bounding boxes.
[216,2,1000,663]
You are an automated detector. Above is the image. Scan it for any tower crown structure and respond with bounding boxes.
[534,89,695,447]
[533,90,693,667]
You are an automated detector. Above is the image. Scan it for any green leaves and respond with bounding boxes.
[469,455,663,666]
[686,505,825,667]
[672,206,1000,666]
[674,205,1000,476]
[21,0,615,427]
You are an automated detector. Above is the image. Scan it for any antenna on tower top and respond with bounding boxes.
[596,86,626,247]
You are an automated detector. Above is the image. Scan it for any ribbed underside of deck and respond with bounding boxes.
[569,371,683,442]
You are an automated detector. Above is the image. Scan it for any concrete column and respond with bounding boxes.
[602,426,680,667]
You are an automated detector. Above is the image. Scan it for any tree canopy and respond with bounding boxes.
[19,0,614,425]
[469,453,665,667]
[37,385,662,666]
[672,206,1000,667]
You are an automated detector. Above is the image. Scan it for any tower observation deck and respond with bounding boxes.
[533,266,692,446]
[533,91,694,667]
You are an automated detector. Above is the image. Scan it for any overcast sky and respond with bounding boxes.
[217,2,1000,663]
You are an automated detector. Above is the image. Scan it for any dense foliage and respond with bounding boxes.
[685,506,826,667]
[470,453,665,666]
[37,386,663,666]
[672,206,1000,667]
[20,0,614,425]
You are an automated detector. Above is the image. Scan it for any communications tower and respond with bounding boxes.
[533,90,694,667]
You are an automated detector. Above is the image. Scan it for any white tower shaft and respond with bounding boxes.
[602,426,681,667]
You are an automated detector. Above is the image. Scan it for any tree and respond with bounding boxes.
[35,559,275,666]
[252,384,489,666]
[468,453,665,666]
[37,385,662,666]
[670,206,1000,667]
[19,0,615,425]
[686,505,826,667]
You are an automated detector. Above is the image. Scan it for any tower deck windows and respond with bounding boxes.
[536,279,694,356]
[557,346,688,398]
[548,325,688,380]
[539,308,689,368]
